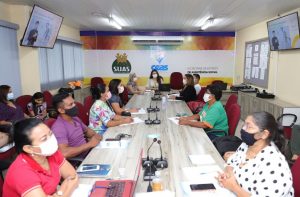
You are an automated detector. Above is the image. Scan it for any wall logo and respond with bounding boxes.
[112,53,131,73]
[150,47,168,71]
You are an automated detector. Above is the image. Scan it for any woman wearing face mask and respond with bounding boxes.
[126,73,144,95]
[3,118,78,197]
[0,85,27,125]
[27,92,48,120]
[147,69,164,90]
[169,74,196,102]
[89,84,133,135]
[217,112,294,197]
[178,85,228,139]
[108,79,138,115]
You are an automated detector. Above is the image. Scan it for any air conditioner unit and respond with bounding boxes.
[131,36,184,45]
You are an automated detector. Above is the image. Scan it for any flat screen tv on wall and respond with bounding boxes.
[20,5,63,49]
[267,12,300,51]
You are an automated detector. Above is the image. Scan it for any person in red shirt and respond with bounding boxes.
[3,118,78,197]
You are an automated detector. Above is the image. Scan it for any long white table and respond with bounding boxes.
[79,93,225,196]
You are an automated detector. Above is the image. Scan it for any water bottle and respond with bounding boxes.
[152,171,163,191]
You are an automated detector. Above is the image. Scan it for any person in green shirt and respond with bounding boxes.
[179,84,228,140]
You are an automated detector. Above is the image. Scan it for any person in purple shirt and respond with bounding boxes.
[51,93,102,159]
[0,85,26,125]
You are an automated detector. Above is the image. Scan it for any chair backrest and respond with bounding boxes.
[170,72,183,90]
[90,77,104,88]
[187,101,205,114]
[227,103,241,136]
[0,175,3,197]
[43,118,56,128]
[43,91,53,108]
[225,94,238,113]
[212,80,224,85]
[196,87,206,102]
[292,157,300,197]
[15,95,32,115]
[84,95,94,117]
[75,102,89,126]
[120,86,129,105]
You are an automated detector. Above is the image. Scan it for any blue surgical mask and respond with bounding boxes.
[240,129,257,146]
[7,92,14,100]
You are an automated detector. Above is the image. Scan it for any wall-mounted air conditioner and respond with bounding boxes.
[131,36,184,45]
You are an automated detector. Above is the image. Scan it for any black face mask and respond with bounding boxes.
[65,106,78,117]
[240,129,257,146]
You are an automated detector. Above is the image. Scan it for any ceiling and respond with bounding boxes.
[2,0,300,32]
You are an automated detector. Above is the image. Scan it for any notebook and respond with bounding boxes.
[77,164,111,177]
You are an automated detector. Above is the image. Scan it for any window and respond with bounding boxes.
[0,21,22,97]
[39,39,84,91]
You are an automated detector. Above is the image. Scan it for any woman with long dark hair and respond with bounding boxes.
[169,74,196,102]
[108,79,138,115]
[217,112,293,196]
[0,85,26,125]
[147,69,163,90]
[89,84,133,135]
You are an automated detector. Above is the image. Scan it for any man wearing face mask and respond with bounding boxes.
[108,79,138,115]
[179,85,228,140]
[4,118,78,197]
[51,93,102,159]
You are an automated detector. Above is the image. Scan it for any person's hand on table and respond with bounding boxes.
[223,151,235,161]
[94,133,103,141]
[169,95,176,100]
[88,134,101,147]
[128,108,139,113]
[123,117,134,124]
[216,166,239,191]
[178,118,190,125]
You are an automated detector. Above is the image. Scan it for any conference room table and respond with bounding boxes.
[79,92,226,196]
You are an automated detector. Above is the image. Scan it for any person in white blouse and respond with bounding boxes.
[193,74,201,95]
[217,111,294,197]
[147,69,163,90]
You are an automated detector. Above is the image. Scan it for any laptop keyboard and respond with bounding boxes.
[105,182,125,197]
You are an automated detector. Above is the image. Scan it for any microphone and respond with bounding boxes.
[145,110,152,125]
[156,140,168,169]
[154,101,160,112]
[147,100,154,113]
[152,111,161,124]
[147,138,157,160]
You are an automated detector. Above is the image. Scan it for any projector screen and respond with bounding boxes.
[267,12,300,51]
[20,5,63,48]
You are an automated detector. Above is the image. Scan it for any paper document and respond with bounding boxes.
[71,184,93,197]
[96,139,131,149]
[189,154,216,165]
[182,165,222,179]
[131,108,146,115]
[168,117,180,125]
[120,117,144,126]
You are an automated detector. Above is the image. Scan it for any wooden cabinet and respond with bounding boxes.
[238,91,300,126]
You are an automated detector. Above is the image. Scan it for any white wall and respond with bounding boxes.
[235,8,300,106]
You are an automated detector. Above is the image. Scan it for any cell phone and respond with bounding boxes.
[79,165,100,172]
[105,138,121,141]
[190,184,216,191]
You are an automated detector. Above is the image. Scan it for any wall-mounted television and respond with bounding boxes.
[267,12,300,51]
[20,5,63,48]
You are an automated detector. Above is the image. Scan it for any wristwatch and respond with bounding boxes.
[56,190,63,196]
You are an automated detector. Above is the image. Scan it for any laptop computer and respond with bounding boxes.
[159,83,171,92]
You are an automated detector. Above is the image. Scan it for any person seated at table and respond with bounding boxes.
[89,84,133,135]
[108,79,138,115]
[3,118,78,197]
[0,85,27,125]
[0,124,14,171]
[169,74,197,102]
[126,73,144,95]
[147,69,164,90]
[27,92,48,120]
[193,74,201,95]
[178,85,228,139]
[51,93,102,159]
[217,111,294,197]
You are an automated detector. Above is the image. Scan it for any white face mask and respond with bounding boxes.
[133,77,138,82]
[152,74,158,78]
[32,134,58,156]
[118,86,124,94]
[183,79,187,85]
[203,93,212,103]
[7,92,14,100]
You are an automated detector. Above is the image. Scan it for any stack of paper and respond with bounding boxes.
[168,117,180,125]
[188,154,216,165]
[120,117,144,126]
[71,184,93,197]
[131,108,146,115]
